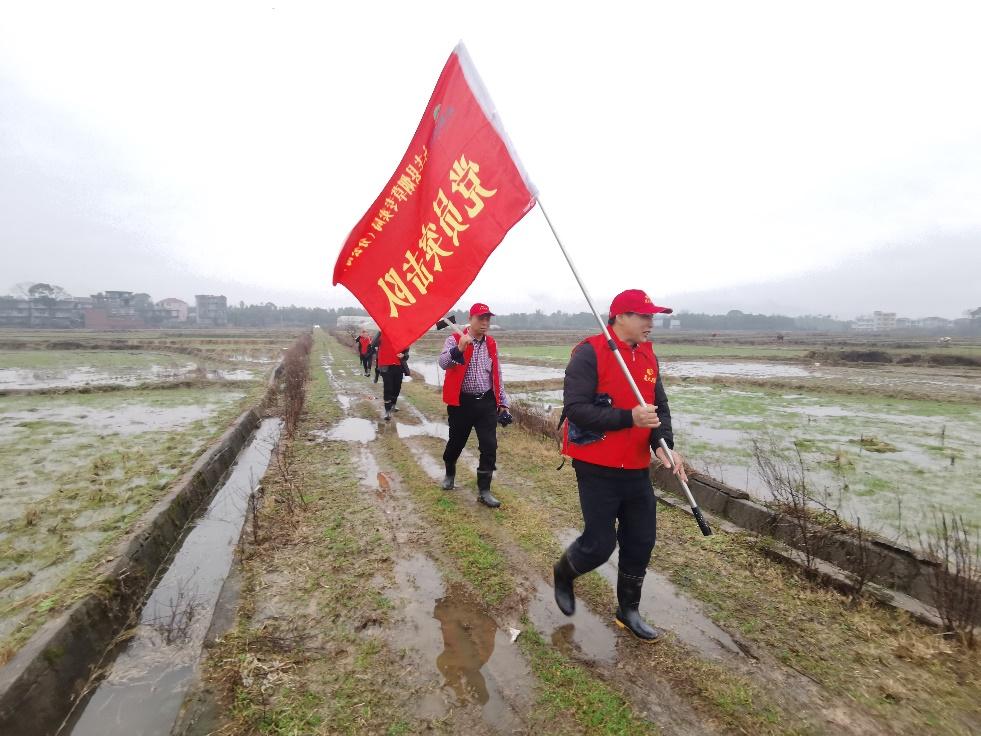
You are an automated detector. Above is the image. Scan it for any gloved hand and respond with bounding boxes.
[497,409,513,427]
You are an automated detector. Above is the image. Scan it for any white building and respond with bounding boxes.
[336,315,378,332]
[852,315,875,330]
[156,298,189,322]
[873,311,897,331]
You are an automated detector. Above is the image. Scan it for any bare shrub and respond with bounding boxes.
[752,436,842,573]
[919,511,980,648]
[509,402,560,442]
[281,332,312,438]
[273,443,307,514]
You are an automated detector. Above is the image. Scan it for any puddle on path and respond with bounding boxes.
[396,417,449,441]
[525,580,617,665]
[324,417,376,443]
[61,418,283,736]
[387,554,532,732]
[403,441,448,483]
[356,445,381,488]
[558,530,743,660]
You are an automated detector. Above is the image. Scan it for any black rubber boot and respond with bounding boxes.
[441,462,455,491]
[553,551,580,616]
[476,471,500,508]
[614,572,662,642]
[383,404,392,421]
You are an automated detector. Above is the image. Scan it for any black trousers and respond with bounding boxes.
[566,463,657,578]
[380,366,404,411]
[442,392,497,473]
[359,353,372,373]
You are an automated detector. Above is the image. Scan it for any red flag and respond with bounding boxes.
[332,43,537,348]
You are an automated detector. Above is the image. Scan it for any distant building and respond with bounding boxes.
[852,315,875,330]
[83,308,146,330]
[195,295,228,326]
[919,316,951,330]
[873,311,896,331]
[336,315,378,332]
[0,297,85,328]
[852,312,897,331]
[669,318,681,330]
[156,298,189,322]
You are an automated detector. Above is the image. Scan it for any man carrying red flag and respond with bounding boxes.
[552,289,688,641]
[437,302,512,508]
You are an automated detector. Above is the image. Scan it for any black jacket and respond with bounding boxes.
[563,341,674,451]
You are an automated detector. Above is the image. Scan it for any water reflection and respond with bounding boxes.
[434,590,498,705]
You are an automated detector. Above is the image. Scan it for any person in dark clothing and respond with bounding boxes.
[552,289,688,642]
[437,302,511,508]
[355,329,373,377]
[372,331,410,420]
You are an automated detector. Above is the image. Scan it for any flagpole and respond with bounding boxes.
[537,200,712,536]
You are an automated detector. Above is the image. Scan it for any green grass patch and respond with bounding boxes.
[519,624,659,735]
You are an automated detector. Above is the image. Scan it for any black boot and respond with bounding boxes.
[383,403,392,421]
[553,551,580,616]
[614,572,662,642]
[441,462,455,491]
[476,470,500,508]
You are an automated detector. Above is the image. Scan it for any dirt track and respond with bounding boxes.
[191,333,980,736]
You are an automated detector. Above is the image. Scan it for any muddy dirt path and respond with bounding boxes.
[312,338,895,735]
[313,351,538,734]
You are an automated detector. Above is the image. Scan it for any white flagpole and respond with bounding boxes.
[537,200,712,536]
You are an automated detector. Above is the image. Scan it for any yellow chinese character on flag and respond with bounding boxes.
[433,189,468,246]
[397,174,416,196]
[402,250,434,295]
[418,223,453,272]
[377,268,417,317]
[449,156,497,218]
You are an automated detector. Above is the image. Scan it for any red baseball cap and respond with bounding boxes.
[608,289,673,318]
[469,302,495,317]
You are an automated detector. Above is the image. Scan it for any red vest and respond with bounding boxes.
[562,333,658,470]
[356,336,371,355]
[376,333,405,366]
[442,331,502,407]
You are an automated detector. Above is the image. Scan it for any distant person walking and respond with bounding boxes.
[355,329,373,377]
[437,303,512,508]
[372,330,410,421]
[552,289,687,642]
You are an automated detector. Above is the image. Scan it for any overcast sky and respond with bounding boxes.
[1,1,979,319]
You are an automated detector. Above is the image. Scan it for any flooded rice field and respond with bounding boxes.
[410,353,565,387]
[671,384,981,541]
[0,350,255,391]
[0,384,254,653]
